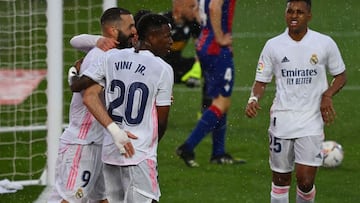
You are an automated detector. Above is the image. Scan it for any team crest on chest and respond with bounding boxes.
[310,54,318,65]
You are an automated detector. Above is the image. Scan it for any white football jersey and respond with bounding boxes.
[60,48,105,145]
[83,47,174,166]
[255,28,345,139]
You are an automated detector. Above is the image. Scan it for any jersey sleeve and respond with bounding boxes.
[82,50,106,87]
[70,34,101,53]
[255,41,274,83]
[326,37,346,76]
[156,63,174,106]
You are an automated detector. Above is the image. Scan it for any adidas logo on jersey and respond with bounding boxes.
[281,56,290,63]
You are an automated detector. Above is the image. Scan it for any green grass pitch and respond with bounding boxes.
[1,0,359,202]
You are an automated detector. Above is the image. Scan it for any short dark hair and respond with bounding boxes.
[287,0,311,8]
[136,13,170,41]
[100,7,131,25]
[134,9,152,24]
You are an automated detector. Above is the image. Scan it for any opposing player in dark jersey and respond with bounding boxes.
[164,0,212,111]
[176,0,244,167]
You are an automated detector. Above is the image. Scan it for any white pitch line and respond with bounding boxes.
[232,31,360,39]
[174,85,360,92]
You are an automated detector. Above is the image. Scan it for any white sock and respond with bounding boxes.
[296,185,316,203]
[270,182,290,203]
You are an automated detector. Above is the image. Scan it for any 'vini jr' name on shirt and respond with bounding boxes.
[115,61,146,76]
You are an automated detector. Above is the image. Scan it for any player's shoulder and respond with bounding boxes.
[81,47,105,70]
[267,30,288,43]
[107,47,133,53]
[307,29,334,42]
[143,51,173,73]
[86,47,105,56]
[105,47,134,57]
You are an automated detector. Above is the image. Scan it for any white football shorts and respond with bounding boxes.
[269,132,324,173]
[48,143,106,203]
[103,159,160,203]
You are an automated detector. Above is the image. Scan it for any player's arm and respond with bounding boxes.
[70,75,97,92]
[209,0,232,47]
[70,34,118,52]
[83,83,136,157]
[245,81,268,118]
[157,106,170,142]
[320,71,347,125]
[67,58,98,92]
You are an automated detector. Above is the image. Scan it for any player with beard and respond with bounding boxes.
[82,13,173,202]
[48,8,137,203]
[69,8,136,92]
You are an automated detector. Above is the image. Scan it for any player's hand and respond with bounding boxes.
[320,95,336,125]
[107,122,135,157]
[73,57,84,72]
[96,37,119,51]
[245,100,261,118]
[217,33,232,47]
[122,131,138,158]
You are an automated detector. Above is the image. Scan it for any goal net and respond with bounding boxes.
[0,0,115,187]
[0,0,48,185]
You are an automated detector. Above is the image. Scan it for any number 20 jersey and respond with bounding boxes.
[84,47,174,165]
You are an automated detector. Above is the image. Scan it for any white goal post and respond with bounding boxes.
[45,0,117,186]
[0,0,116,189]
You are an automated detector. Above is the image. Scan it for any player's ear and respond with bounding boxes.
[104,25,117,38]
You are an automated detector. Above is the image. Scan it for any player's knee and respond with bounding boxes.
[297,176,315,193]
[272,172,292,186]
[297,182,314,193]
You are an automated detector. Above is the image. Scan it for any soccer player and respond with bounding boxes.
[161,0,201,86]
[70,0,212,113]
[48,8,136,203]
[162,0,212,112]
[245,0,347,202]
[176,0,241,167]
[81,13,173,202]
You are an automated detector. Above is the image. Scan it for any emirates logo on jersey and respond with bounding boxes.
[310,54,319,65]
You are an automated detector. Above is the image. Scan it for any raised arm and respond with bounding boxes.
[70,34,119,52]
[70,34,102,52]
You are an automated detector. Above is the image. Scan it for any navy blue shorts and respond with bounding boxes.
[197,48,234,98]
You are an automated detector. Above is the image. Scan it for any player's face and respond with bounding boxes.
[285,1,312,39]
[180,0,199,22]
[116,14,137,48]
[151,24,173,57]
